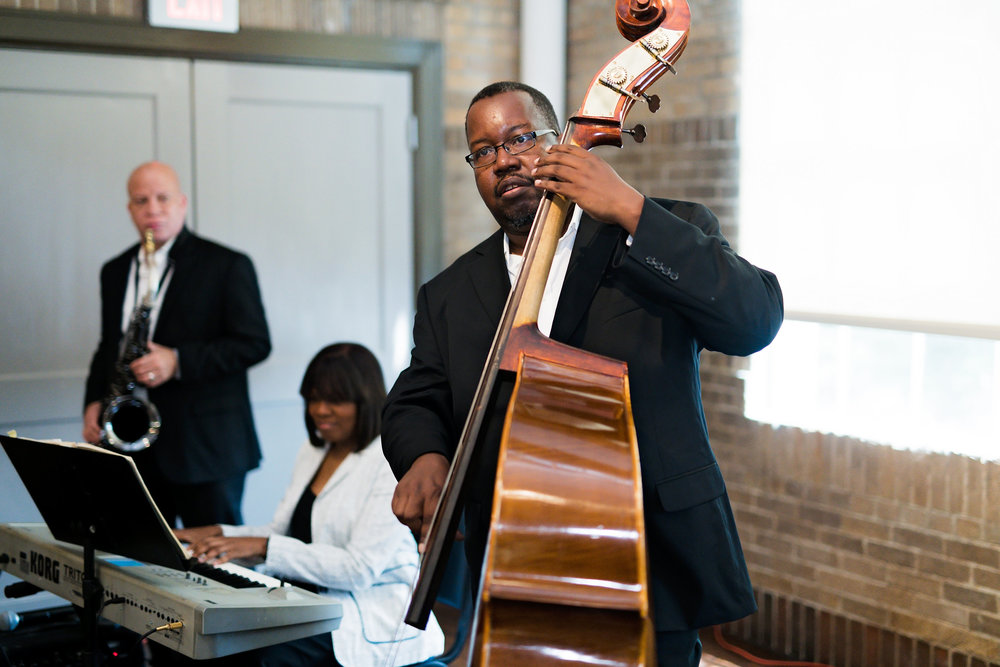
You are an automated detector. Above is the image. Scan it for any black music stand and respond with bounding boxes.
[0,434,190,666]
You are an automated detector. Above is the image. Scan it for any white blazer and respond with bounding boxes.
[223,437,444,666]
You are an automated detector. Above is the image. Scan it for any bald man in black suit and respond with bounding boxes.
[84,161,270,528]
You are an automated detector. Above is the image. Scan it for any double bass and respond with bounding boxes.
[407,1,691,663]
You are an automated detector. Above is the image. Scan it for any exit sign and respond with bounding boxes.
[148,0,239,33]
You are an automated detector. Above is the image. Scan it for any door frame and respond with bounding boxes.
[0,8,443,285]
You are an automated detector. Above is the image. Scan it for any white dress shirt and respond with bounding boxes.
[503,205,584,336]
[120,234,176,336]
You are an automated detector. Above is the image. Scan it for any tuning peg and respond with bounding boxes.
[642,93,660,113]
[624,124,646,143]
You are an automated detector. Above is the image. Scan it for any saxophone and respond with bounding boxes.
[101,228,162,453]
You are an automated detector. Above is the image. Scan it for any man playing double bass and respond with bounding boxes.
[382,81,783,666]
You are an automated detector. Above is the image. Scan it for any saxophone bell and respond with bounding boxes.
[103,396,161,452]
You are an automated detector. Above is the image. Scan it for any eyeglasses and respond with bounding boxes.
[465,129,557,169]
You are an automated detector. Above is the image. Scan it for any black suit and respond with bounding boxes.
[85,226,270,525]
[383,197,783,631]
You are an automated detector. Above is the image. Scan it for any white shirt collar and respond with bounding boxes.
[502,205,583,337]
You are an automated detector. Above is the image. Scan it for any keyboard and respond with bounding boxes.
[0,523,342,659]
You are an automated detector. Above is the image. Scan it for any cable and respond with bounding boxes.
[136,621,184,643]
[110,621,184,663]
[97,595,127,621]
[711,625,835,667]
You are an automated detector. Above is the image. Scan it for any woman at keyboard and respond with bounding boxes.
[176,343,444,666]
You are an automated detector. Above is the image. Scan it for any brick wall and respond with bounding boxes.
[4,0,998,664]
[716,422,1000,666]
[440,0,519,262]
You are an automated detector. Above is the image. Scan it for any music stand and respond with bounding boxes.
[0,434,190,666]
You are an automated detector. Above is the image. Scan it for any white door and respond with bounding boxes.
[194,60,413,393]
[193,61,413,521]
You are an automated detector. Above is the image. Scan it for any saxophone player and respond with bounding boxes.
[83,161,271,528]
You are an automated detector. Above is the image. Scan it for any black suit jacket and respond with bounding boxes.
[85,227,271,485]
[383,197,783,631]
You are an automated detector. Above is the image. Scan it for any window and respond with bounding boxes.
[745,322,1000,459]
[740,1,1000,460]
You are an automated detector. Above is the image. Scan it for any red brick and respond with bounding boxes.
[895,526,946,554]
[946,540,1000,569]
[943,583,998,613]
[973,567,1000,592]
[867,541,917,568]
